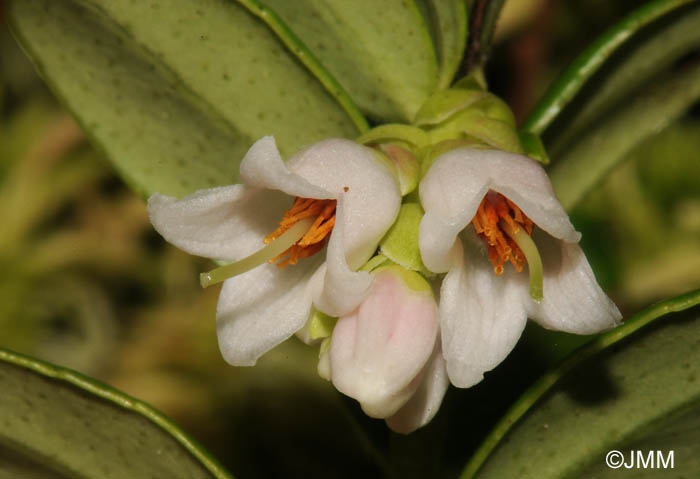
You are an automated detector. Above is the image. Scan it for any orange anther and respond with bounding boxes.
[265,197,337,268]
[471,192,534,275]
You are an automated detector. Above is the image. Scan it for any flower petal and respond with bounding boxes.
[419,148,580,272]
[148,184,289,261]
[386,339,449,434]
[216,257,323,366]
[330,268,439,418]
[239,136,335,200]
[289,138,401,266]
[311,196,374,317]
[525,231,622,333]
[440,234,528,388]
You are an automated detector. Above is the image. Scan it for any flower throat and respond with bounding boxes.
[471,191,543,301]
[264,197,336,267]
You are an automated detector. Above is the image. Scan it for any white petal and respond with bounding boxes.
[419,148,579,272]
[147,185,289,261]
[289,138,401,266]
[440,234,528,388]
[330,269,439,418]
[386,339,449,434]
[311,196,374,317]
[216,258,323,366]
[525,231,622,333]
[239,136,335,200]
[419,211,471,274]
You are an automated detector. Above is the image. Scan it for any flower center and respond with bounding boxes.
[264,197,337,268]
[471,191,534,275]
[471,191,543,301]
[200,197,335,288]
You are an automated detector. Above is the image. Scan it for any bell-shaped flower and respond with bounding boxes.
[324,265,449,434]
[148,136,401,366]
[419,148,622,388]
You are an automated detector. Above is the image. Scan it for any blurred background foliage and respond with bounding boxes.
[1,1,698,477]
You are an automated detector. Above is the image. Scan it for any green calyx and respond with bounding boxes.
[379,203,433,277]
[372,264,434,294]
[308,308,338,341]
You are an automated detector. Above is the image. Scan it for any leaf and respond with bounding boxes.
[8,0,361,198]
[415,0,468,89]
[259,0,437,122]
[462,288,700,478]
[0,348,232,478]
[522,0,699,137]
[549,61,700,210]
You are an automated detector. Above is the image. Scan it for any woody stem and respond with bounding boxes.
[500,220,544,302]
[200,217,315,288]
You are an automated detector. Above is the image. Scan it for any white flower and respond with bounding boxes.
[419,148,622,388]
[148,136,401,366]
[323,265,449,434]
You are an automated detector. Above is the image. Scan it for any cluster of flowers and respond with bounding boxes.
[148,118,621,434]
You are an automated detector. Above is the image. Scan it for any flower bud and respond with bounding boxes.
[329,265,439,418]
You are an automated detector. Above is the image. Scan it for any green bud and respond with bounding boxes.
[413,89,487,126]
[355,124,429,149]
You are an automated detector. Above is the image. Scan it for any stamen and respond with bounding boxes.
[472,192,533,275]
[200,217,315,288]
[500,220,544,302]
[470,191,542,300]
[266,198,336,268]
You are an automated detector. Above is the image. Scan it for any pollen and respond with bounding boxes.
[264,197,337,268]
[471,191,534,275]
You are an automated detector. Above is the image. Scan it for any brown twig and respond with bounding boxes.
[460,0,489,77]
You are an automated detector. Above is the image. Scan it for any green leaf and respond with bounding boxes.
[549,61,700,210]
[522,0,699,137]
[8,0,361,198]
[415,0,468,89]
[462,288,700,478]
[259,0,438,122]
[0,347,232,478]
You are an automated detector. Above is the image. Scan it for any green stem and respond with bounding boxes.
[521,0,695,136]
[200,217,314,287]
[500,221,543,302]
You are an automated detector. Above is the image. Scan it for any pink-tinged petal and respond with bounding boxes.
[148,185,289,261]
[525,231,622,333]
[330,267,439,418]
[386,339,449,434]
[216,258,323,366]
[440,234,528,388]
[239,136,335,200]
